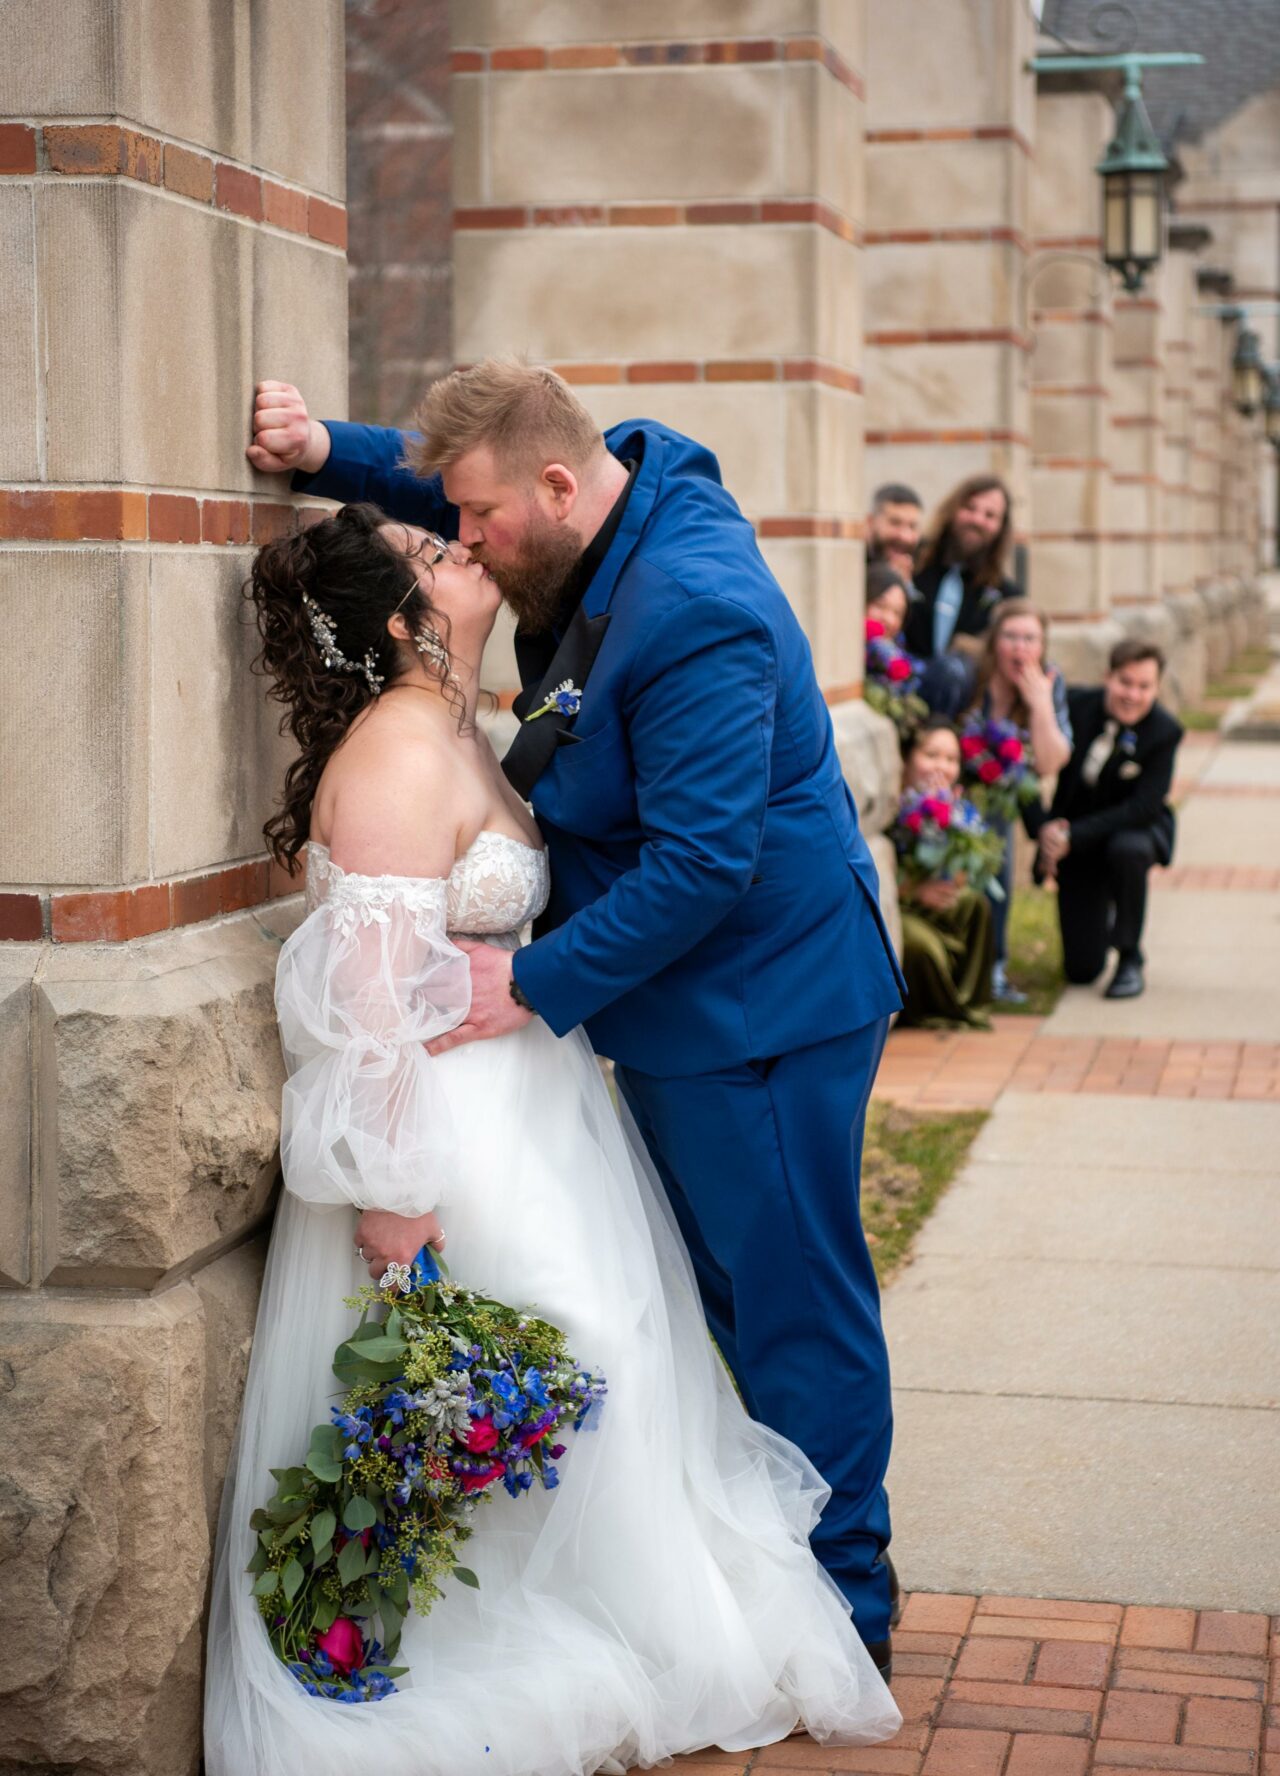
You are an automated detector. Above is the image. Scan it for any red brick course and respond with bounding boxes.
[0,124,37,174]
[663,1594,1270,1776]
[450,34,865,97]
[0,489,325,547]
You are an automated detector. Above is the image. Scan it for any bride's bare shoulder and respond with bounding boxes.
[314,699,465,879]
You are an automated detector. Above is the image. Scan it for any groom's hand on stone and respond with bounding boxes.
[246,380,332,476]
[426,940,534,1055]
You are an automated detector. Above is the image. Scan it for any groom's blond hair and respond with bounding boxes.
[406,357,605,483]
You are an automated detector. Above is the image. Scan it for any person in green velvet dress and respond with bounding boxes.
[896,717,996,1030]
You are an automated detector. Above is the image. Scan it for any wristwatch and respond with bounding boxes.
[509,976,535,1014]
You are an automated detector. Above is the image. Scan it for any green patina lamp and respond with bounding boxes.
[1232,327,1265,417]
[1263,366,1280,447]
[1096,64,1168,294]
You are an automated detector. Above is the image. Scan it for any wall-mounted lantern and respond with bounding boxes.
[1028,51,1204,296]
[1232,327,1265,417]
[1263,368,1280,448]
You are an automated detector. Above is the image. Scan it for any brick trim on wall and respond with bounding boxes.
[866,327,1034,351]
[454,198,861,246]
[866,427,1032,447]
[0,489,329,545]
[865,226,1030,254]
[551,358,862,393]
[449,36,864,99]
[0,122,346,248]
[0,857,300,945]
[866,125,1033,157]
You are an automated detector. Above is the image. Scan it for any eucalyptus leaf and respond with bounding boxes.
[337,1535,367,1588]
[253,1570,279,1599]
[281,1557,305,1602]
[452,1566,480,1590]
[342,1494,377,1532]
[310,1509,336,1554]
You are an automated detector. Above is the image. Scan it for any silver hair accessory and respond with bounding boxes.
[414,625,465,697]
[301,590,384,695]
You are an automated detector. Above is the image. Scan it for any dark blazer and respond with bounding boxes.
[295,418,904,1076]
[1030,686,1182,859]
[902,559,1020,659]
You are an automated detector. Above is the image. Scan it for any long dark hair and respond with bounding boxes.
[244,503,457,870]
[916,473,1013,590]
[968,598,1052,729]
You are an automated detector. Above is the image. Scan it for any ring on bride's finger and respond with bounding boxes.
[356,1244,365,1259]
[434,1232,447,1248]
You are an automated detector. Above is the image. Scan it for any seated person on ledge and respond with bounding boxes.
[1030,639,1183,1002]
[896,717,996,1031]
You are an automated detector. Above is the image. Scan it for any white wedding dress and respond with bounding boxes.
[204,831,901,1776]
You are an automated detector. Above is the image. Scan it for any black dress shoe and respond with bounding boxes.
[878,1549,902,1628]
[1104,956,1145,999]
[865,1637,892,1682]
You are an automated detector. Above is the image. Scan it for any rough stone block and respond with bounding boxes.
[1047,617,1126,689]
[250,0,345,199]
[866,137,1016,233]
[1031,465,1103,534]
[757,537,863,688]
[34,915,289,1287]
[865,340,1010,433]
[1031,92,1112,236]
[866,0,1027,130]
[830,698,901,836]
[0,186,38,480]
[1026,539,1109,620]
[191,1231,270,1533]
[0,1285,209,1774]
[148,549,296,877]
[0,957,34,1287]
[0,551,149,886]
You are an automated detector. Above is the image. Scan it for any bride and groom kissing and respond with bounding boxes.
[206,359,907,1775]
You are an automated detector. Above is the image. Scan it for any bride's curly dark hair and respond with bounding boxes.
[245,503,462,870]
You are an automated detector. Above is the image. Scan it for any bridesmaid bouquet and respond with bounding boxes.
[248,1249,607,1704]
[893,787,1007,899]
[959,717,1041,826]
[864,617,928,740]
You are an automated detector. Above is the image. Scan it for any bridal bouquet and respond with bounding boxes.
[864,617,928,740]
[893,786,1007,899]
[248,1249,606,1704]
[959,717,1041,826]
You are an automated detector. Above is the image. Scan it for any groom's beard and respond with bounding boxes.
[480,513,583,634]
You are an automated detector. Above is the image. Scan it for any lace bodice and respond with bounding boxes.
[303,830,550,940]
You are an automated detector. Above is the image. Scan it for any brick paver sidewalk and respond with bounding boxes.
[668,1593,1277,1775]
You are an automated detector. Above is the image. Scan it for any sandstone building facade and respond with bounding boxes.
[0,2,1272,1768]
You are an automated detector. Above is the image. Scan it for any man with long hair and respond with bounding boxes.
[903,474,1020,715]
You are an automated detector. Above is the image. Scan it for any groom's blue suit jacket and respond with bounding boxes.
[296,419,904,1077]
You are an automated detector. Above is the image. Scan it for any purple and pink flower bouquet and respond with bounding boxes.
[958,717,1041,826]
[892,786,1007,899]
[249,1249,606,1703]
[864,616,928,740]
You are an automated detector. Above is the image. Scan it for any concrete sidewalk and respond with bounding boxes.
[882,735,1280,1615]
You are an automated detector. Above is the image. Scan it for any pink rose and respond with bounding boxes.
[960,735,985,760]
[997,737,1023,763]
[517,1423,551,1450]
[315,1617,365,1678]
[978,758,1003,784]
[462,1418,500,1455]
[865,616,886,640]
[459,1460,506,1495]
[924,798,952,828]
[904,810,924,834]
[886,655,912,683]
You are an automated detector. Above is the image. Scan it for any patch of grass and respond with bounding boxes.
[862,1102,988,1283]
[1003,882,1065,1016]
[1181,705,1224,731]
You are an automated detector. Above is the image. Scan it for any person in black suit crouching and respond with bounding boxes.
[1032,638,1183,1001]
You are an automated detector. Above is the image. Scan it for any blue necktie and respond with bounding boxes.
[932,567,964,654]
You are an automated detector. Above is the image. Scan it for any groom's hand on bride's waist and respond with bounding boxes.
[426,941,534,1055]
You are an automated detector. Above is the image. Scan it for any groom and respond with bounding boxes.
[249,363,906,1672]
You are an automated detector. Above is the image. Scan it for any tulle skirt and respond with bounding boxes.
[204,1019,901,1776]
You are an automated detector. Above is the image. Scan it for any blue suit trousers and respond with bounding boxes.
[615,1016,894,1644]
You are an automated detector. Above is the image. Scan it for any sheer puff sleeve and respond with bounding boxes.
[274,869,470,1218]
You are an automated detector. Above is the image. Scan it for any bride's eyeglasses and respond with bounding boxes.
[393,529,453,612]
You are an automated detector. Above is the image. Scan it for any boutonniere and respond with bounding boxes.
[1119,728,1138,755]
[524,679,582,723]
[979,585,1003,610]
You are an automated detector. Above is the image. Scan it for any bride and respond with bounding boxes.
[204,502,901,1776]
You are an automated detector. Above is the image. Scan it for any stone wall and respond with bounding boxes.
[0,2,344,1767]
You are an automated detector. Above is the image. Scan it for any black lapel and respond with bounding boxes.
[511,630,557,721]
[501,604,612,800]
